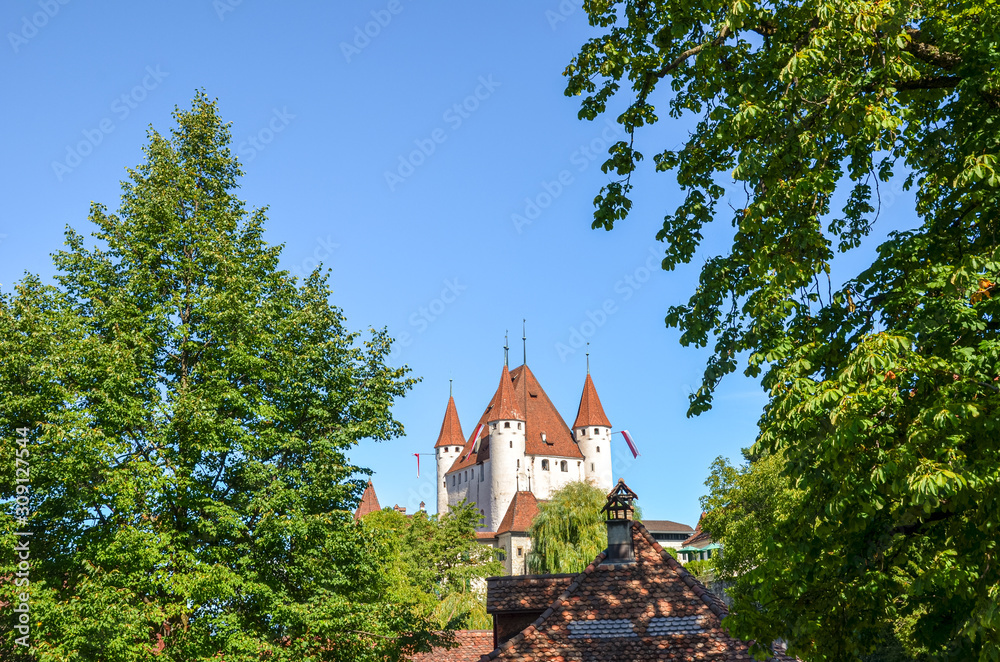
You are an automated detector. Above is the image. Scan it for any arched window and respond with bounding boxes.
[560,461,568,472]
[517,422,521,429]
[504,422,510,428]
[593,428,600,435]
[541,459,549,471]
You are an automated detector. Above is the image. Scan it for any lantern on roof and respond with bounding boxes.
[601,478,638,521]
[601,479,638,564]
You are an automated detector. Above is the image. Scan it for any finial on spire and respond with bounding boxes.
[586,342,590,374]
[522,319,527,366]
[449,378,453,397]
[504,330,509,367]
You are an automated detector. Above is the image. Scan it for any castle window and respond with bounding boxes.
[465,470,468,482]
[593,428,599,435]
[491,423,496,430]
[517,459,520,468]
[452,475,456,486]
[517,422,521,429]
[591,463,595,471]
[480,469,484,482]
[517,547,523,557]
[541,459,549,471]
[504,422,510,428]
[509,440,512,448]
[597,445,600,453]
[443,480,446,488]
[560,461,568,472]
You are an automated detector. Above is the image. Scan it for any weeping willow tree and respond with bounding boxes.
[527,482,611,574]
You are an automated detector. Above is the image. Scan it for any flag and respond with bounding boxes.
[619,430,640,458]
[464,422,487,461]
[414,453,420,478]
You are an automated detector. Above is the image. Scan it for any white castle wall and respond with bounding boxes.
[575,425,613,493]
[436,444,461,515]
[488,419,525,532]
[528,454,586,500]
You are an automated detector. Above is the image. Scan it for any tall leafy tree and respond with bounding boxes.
[566,1,999,659]
[527,481,608,574]
[0,93,446,661]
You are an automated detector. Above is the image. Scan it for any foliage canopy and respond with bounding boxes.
[0,94,443,661]
[567,1,1000,659]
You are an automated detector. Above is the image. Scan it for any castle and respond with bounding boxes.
[434,361,614,572]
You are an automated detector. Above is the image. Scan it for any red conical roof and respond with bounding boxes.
[486,364,523,422]
[572,373,612,428]
[434,396,466,449]
[353,480,381,520]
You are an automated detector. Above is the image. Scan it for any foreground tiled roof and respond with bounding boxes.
[353,480,381,520]
[572,373,612,428]
[682,514,714,548]
[480,522,795,661]
[495,491,541,534]
[409,630,495,661]
[447,364,584,474]
[644,519,695,533]
[487,574,575,613]
[435,395,467,449]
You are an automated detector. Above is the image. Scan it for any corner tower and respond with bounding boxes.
[487,365,525,531]
[434,395,465,515]
[573,372,613,492]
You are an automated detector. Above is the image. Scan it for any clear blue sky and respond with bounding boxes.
[1,1,914,528]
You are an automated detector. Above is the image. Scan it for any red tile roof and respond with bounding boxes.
[409,630,495,661]
[682,513,714,548]
[572,373,612,428]
[479,522,796,661]
[446,364,584,475]
[486,574,575,613]
[495,491,541,534]
[353,480,381,520]
[487,365,523,422]
[435,395,467,449]
[476,531,498,541]
[643,519,695,533]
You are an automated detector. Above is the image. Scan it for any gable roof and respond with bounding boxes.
[446,364,583,475]
[435,395,467,449]
[496,491,541,534]
[479,521,795,661]
[572,373,612,428]
[353,480,381,520]
[643,519,695,533]
[409,630,495,662]
[682,513,714,548]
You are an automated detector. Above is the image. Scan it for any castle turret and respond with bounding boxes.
[573,372,613,492]
[487,365,525,531]
[434,395,465,515]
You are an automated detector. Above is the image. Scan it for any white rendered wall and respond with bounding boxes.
[576,426,613,493]
[436,445,461,515]
[499,532,532,575]
[529,455,586,500]
[488,420,525,532]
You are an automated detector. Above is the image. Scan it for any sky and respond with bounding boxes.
[1,1,917,528]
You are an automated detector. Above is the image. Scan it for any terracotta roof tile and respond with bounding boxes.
[643,519,695,533]
[409,630,495,661]
[479,522,797,661]
[486,574,575,613]
[487,365,523,422]
[435,396,467,449]
[682,513,714,547]
[353,480,381,520]
[495,491,541,534]
[447,364,583,475]
[572,373,612,429]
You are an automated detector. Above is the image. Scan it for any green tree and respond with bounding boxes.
[527,481,608,574]
[566,1,1000,659]
[362,501,502,630]
[0,94,446,661]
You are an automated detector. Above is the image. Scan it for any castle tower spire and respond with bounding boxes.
[435,393,466,515]
[573,371,613,491]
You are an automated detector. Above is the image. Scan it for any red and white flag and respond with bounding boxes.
[619,430,640,458]
[464,422,487,462]
[414,453,420,478]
